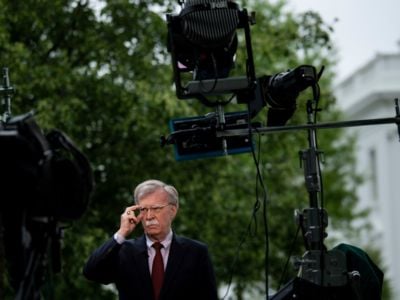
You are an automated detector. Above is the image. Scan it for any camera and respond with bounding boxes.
[0,68,94,298]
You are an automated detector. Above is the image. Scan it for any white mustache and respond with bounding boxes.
[145,220,159,226]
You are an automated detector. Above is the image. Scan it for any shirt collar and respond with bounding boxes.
[145,229,173,249]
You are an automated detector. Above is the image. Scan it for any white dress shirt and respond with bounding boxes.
[113,230,173,274]
[145,230,173,274]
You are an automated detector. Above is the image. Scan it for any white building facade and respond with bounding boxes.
[335,52,400,299]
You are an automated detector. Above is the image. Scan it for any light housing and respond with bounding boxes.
[167,0,256,102]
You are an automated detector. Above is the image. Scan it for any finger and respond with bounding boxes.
[126,204,141,211]
[127,211,144,225]
[133,213,144,225]
[125,205,141,216]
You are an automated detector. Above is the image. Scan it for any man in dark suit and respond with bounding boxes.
[83,179,219,300]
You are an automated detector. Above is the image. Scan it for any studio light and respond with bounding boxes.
[0,113,93,221]
[0,68,94,297]
[164,3,320,161]
[171,0,239,80]
[167,0,256,101]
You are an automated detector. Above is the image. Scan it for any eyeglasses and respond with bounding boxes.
[139,203,171,214]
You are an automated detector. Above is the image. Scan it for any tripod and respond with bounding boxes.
[270,100,361,299]
[14,215,64,300]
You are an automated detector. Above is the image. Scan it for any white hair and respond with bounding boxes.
[133,179,179,206]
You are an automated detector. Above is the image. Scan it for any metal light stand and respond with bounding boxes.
[0,67,14,122]
[292,100,348,295]
[215,98,400,299]
[267,100,350,300]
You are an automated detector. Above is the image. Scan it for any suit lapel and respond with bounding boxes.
[131,236,153,296]
[132,235,150,275]
[161,234,186,296]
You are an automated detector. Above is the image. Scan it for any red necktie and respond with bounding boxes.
[152,242,164,300]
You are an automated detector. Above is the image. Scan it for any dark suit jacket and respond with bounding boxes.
[83,234,219,300]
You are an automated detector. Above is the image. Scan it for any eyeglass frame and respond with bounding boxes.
[139,203,173,214]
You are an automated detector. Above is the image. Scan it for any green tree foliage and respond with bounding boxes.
[0,0,375,299]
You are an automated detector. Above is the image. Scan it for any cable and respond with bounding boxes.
[277,224,301,290]
[220,123,269,300]
[198,53,219,93]
[250,126,270,299]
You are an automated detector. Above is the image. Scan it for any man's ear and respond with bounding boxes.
[170,204,178,219]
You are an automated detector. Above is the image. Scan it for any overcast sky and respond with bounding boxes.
[287,0,400,84]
